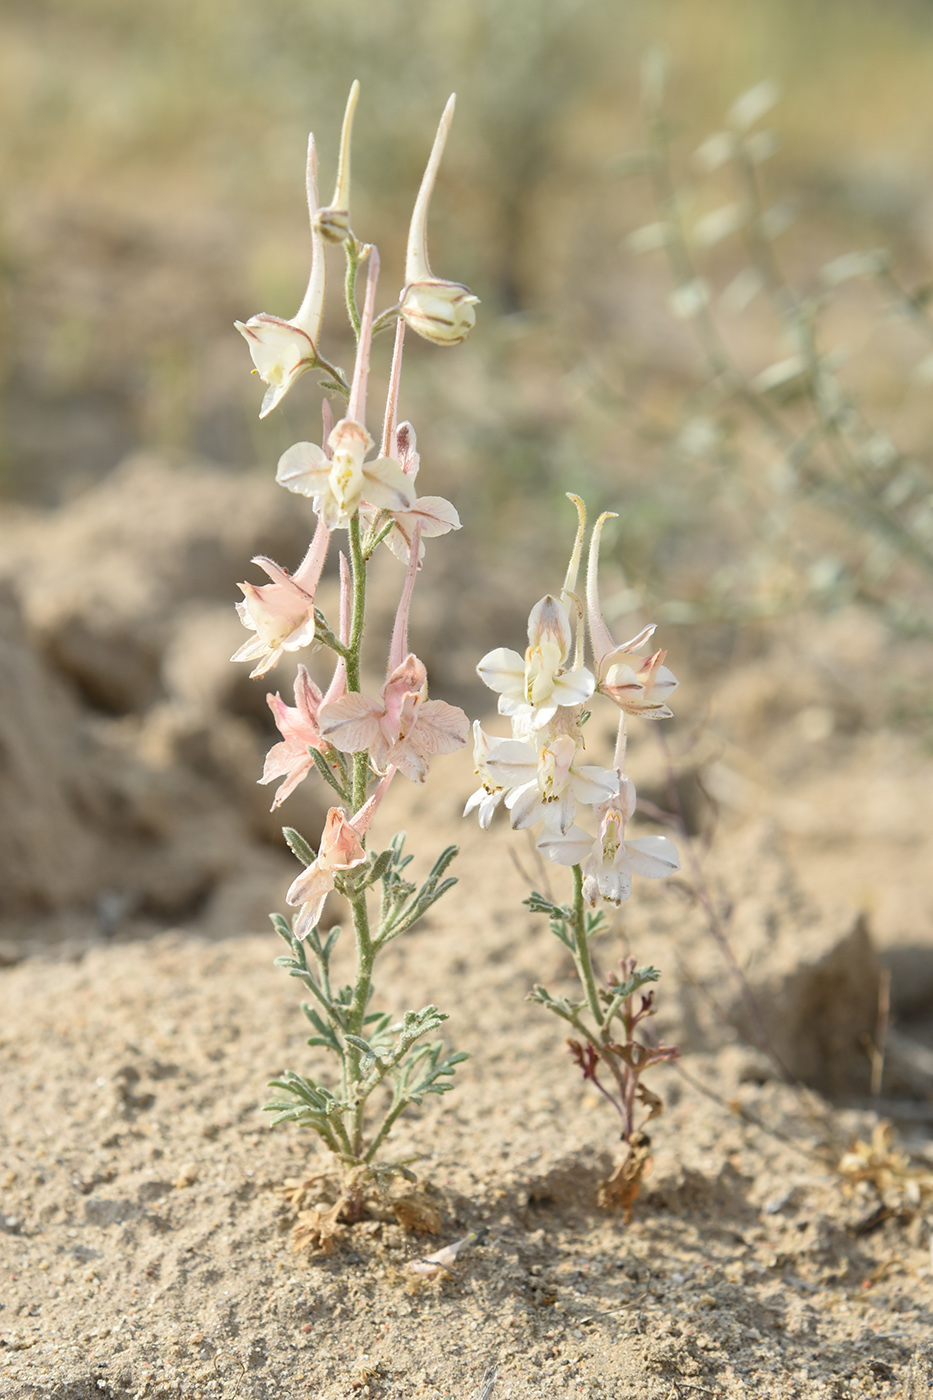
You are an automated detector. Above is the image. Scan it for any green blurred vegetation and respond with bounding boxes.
[3,0,933,630]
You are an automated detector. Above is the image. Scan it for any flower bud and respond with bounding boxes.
[399,278,479,346]
[400,95,478,347]
[314,80,359,245]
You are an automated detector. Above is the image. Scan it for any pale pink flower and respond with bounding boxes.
[586,512,677,718]
[231,518,329,678]
[286,775,395,938]
[286,807,368,939]
[477,595,595,730]
[276,417,414,531]
[235,136,327,418]
[319,653,468,783]
[399,96,479,347]
[259,665,329,810]
[537,776,680,905]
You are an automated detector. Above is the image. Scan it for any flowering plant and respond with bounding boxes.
[233,83,477,1247]
[468,496,681,1216]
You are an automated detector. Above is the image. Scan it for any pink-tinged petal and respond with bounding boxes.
[382,653,427,731]
[362,455,417,512]
[389,700,468,783]
[550,666,596,708]
[406,495,461,534]
[231,632,271,665]
[624,836,680,879]
[527,596,572,660]
[293,893,330,941]
[537,826,594,866]
[319,693,385,754]
[476,647,525,698]
[320,807,368,871]
[395,421,421,480]
[328,416,374,463]
[569,765,619,807]
[386,740,430,784]
[601,625,657,664]
[293,665,324,724]
[260,752,314,809]
[406,699,470,756]
[276,441,331,497]
[286,862,333,909]
[651,665,679,699]
[383,495,461,563]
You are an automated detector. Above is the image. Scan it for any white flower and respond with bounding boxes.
[536,777,680,904]
[235,136,327,418]
[477,595,595,730]
[463,722,510,828]
[276,418,415,531]
[483,730,618,836]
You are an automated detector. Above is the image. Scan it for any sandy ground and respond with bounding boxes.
[2,737,933,1400]
[1,459,933,1399]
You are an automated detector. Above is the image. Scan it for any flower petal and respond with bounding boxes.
[476,647,525,698]
[362,456,417,512]
[550,666,596,708]
[624,836,681,879]
[276,441,332,497]
[537,826,594,866]
[319,694,385,754]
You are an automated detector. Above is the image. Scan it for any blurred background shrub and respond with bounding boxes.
[4,0,933,640]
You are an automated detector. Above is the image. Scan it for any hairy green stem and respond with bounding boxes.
[345,241,363,341]
[570,865,603,1029]
[364,1097,408,1164]
[346,887,376,1158]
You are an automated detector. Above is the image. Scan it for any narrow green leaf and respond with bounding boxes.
[283,827,316,866]
[310,746,348,800]
[269,912,293,944]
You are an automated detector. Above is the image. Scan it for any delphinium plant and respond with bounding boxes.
[465,495,681,1218]
[232,83,478,1249]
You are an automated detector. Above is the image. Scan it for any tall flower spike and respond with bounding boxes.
[315,80,359,243]
[399,95,479,346]
[235,135,327,418]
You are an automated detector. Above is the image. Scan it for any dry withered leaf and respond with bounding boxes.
[598,1130,653,1222]
[392,1191,442,1234]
